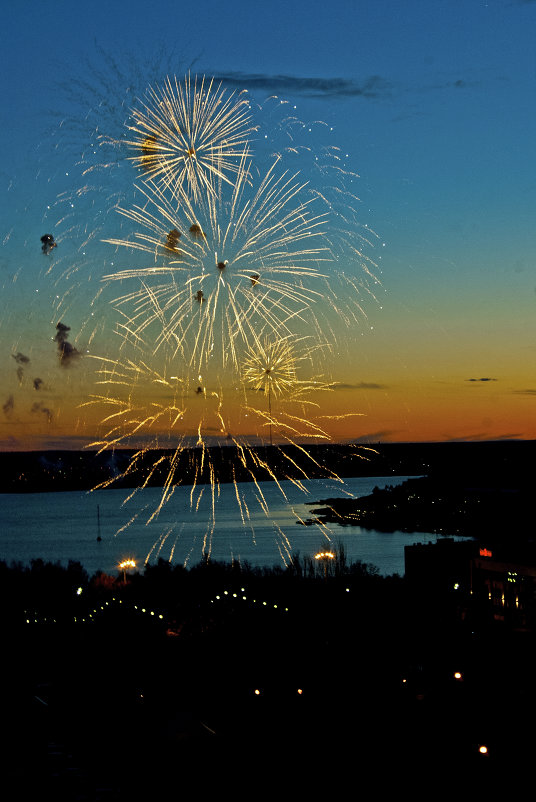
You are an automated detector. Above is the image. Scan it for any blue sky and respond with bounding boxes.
[1,0,536,446]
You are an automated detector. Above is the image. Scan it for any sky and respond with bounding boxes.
[1,0,535,449]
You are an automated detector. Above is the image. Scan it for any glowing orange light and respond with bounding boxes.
[454,672,463,680]
[118,558,136,581]
[479,548,493,557]
[254,689,261,696]
[478,745,488,755]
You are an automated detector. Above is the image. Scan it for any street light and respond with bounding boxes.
[118,558,136,583]
[314,550,335,579]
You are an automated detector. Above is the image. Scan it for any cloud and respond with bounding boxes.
[511,388,536,395]
[0,435,21,449]
[29,435,96,451]
[347,430,398,444]
[466,377,498,382]
[213,72,392,100]
[424,78,475,92]
[213,69,482,116]
[443,433,522,442]
[333,381,387,391]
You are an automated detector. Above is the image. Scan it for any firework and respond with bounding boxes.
[102,151,331,377]
[74,72,381,566]
[242,336,299,399]
[241,335,332,445]
[125,74,255,200]
[84,298,337,554]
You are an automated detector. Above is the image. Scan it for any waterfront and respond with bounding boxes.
[0,475,469,576]
[3,472,533,794]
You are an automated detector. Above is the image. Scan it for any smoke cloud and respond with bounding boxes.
[55,322,80,367]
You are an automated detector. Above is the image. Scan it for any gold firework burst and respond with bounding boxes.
[242,336,297,398]
[78,73,382,567]
[126,74,255,200]
[241,334,335,447]
[103,152,330,378]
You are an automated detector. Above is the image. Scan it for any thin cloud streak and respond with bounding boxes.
[334,382,388,391]
[443,433,522,442]
[348,430,398,444]
[212,71,392,99]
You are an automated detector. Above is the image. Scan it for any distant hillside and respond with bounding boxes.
[306,472,532,541]
[0,440,534,493]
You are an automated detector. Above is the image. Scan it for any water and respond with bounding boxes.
[0,475,466,577]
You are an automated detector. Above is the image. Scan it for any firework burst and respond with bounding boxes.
[125,74,255,201]
[84,342,337,565]
[242,336,299,399]
[102,151,331,378]
[72,71,381,566]
[240,335,332,445]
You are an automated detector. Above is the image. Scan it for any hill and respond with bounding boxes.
[0,439,534,493]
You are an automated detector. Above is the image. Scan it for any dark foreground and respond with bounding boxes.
[2,554,535,797]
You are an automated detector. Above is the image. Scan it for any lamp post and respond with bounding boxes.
[118,558,136,583]
[314,550,335,579]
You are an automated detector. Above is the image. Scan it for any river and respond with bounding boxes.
[0,475,469,577]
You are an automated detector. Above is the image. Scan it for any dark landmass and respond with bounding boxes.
[1,438,534,493]
[3,551,536,795]
[305,440,535,546]
[307,471,533,541]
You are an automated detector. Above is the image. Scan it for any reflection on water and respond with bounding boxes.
[0,476,467,577]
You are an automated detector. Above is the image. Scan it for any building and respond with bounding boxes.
[405,538,536,630]
[471,544,536,630]
[404,538,477,591]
